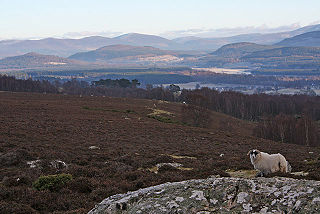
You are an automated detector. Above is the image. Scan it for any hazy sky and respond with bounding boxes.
[0,0,319,39]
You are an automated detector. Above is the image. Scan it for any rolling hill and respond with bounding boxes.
[68,44,181,63]
[111,33,183,49]
[211,42,277,57]
[275,31,320,47]
[197,43,320,70]
[243,46,320,58]
[288,24,320,37]
[0,52,85,69]
[240,46,320,71]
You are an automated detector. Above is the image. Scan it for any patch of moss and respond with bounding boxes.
[226,169,257,178]
[148,115,177,124]
[147,108,183,124]
[33,173,72,192]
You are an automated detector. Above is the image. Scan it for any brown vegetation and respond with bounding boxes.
[1,92,320,213]
[1,75,320,147]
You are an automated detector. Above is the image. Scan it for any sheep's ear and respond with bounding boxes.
[247,150,252,156]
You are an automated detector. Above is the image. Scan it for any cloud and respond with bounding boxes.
[309,20,320,25]
[61,31,123,39]
[160,24,302,39]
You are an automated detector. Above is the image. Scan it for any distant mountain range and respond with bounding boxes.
[1,24,320,59]
[179,25,320,51]
[0,36,112,59]
[2,43,320,71]
[2,24,320,72]
[0,45,184,69]
[0,33,187,59]
[275,31,320,47]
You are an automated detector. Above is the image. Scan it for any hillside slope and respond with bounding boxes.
[276,31,320,47]
[211,42,277,57]
[112,33,183,49]
[243,46,320,58]
[239,46,320,70]
[0,52,85,69]
[1,92,319,213]
[68,44,177,62]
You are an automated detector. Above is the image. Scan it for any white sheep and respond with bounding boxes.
[247,149,291,177]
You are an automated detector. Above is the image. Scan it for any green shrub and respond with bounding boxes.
[33,173,72,192]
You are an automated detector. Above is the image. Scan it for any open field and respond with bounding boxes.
[1,92,320,213]
[192,67,251,75]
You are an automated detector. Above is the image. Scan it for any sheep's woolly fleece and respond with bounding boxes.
[248,149,290,176]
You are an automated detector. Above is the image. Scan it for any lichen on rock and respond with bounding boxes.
[88,176,320,214]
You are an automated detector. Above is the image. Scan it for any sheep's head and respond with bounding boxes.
[247,149,261,162]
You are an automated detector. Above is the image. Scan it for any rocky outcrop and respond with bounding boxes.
[88,176,320,214]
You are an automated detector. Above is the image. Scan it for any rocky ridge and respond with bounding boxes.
[89,176,320,213]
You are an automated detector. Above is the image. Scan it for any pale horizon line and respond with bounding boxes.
[1,22,320,41]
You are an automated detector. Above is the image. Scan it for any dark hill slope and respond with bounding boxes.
[275,31,320,47]
[241,46,320,70]
[68,44,176,62]
[0,52,84,69]
[289,24,320,36]
[211,42,277,57]
[243,46,320,59]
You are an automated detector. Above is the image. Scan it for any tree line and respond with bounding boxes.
[253,114,319,147]
[180,88,320,146]
[0,75,58,93]
[92,78,140,88]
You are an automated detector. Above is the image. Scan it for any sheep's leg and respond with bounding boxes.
[287,161,292,173]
